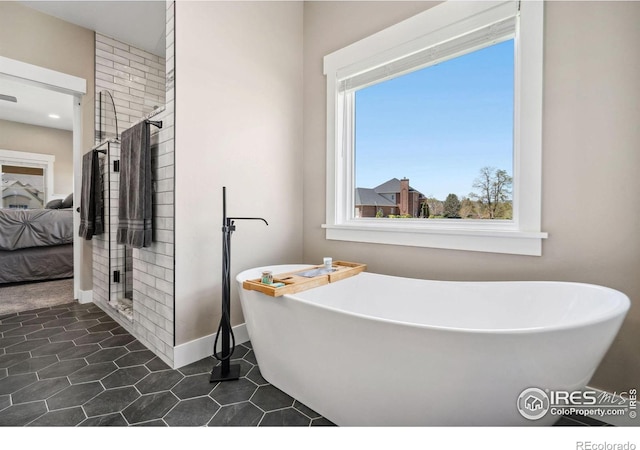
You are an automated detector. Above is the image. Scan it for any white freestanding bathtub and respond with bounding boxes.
[237,265,630,426]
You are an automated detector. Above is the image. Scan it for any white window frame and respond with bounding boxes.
[322,0,547,256]
[0,149,55,207]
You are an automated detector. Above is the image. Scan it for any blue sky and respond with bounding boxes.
[354,39,514,201]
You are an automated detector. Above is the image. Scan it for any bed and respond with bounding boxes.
[0,207,74,284]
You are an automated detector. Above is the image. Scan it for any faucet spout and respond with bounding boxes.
[228,217,269,226]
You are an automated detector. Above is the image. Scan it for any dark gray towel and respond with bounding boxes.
[78,150,104,240]
[117,121,152,248]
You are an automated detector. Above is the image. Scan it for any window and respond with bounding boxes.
[323,0,547,255]
[0,149,54,209]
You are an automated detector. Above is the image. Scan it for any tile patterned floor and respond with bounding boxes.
[0,301,334,426]
[0,301,612,427]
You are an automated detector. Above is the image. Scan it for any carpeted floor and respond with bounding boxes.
[0,278,74,316]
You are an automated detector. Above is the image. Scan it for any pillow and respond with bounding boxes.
[45,199,63,209]
[61,193,73,209]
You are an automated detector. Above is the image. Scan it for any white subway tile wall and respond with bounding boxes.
[92,1,176,367]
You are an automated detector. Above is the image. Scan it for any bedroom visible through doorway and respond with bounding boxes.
[0,56,86,310]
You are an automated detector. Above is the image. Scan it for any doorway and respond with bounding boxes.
[0,56,86,307]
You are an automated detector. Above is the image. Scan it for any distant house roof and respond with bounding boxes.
[355,188,396,207]
[373,178,421,194]
[355,178,425,207]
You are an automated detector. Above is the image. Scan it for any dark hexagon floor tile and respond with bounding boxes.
[24,327,64,340]
[56,311,82,319]
[68,302,95,311]
[21,316,57,326]
[85,347,128,364]
[243,349,258,365]
[245,366,268,386]
[251,385,294,412]
[3,324,43,336]
[100,334,136,348]
[1,314,36,324]
[136,369,183,394]
[208,402,263,426]
[83,386,140,417]
[293,400,322,419]
[12,377,70,404]
[232,344,250,359]
[0,352,31,369]
[0,400,47,426]
[211,358,254,378]
[79,412,128,426]
[5,339,49,354]
[133,419,167,426]
[42,317,78,329]
[58,343,101,361]
[76,311,109,321]
[126,340,146,351]
[73,331,112,345]
[0,336,25,350]
[0,395,9,411]
[36,308,70,317]
[27,406,86,426]
[210,378,257,405]
[64,319,100,331]
[122,391,179,424]
[177,356,216,376]
[87,321,119,333]
[7,355,58,376]
[0,373,37,395]
[164,396,220,426]
[110,326,129,335]
[115,349,156,368]
[102,366,150,389]
[311,417,336,426]
[68,361,117,384]
[0,368,6,379]
[49,329,89,342]
[251,385,294,411]
[145,356,171,372]
[0,323,21,334]
[260,408,311,426]
[30,340,75,357]
[96,313,115,322]
[26,306,56,314]
[37,359,87,379]
[171,373,215,400]
[47,381,104,411]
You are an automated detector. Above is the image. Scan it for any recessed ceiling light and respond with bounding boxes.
[48,114,60,119]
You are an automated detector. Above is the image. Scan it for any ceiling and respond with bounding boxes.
[0,1,166,132]
[0,78,75,130]
[20,1,166,57]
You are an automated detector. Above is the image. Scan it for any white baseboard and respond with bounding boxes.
[77,289,93,304]
[585,386,638,427]
[172,323,249,369]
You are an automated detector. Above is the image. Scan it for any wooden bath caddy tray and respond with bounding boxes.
[242,261,366,297]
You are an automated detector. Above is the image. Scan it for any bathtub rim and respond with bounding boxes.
[236,264,631,335]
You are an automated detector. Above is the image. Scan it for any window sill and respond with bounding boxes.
[322,221,548,256]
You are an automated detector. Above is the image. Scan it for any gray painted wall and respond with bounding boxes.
[174,1,304,346]
[0,119,73,196]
